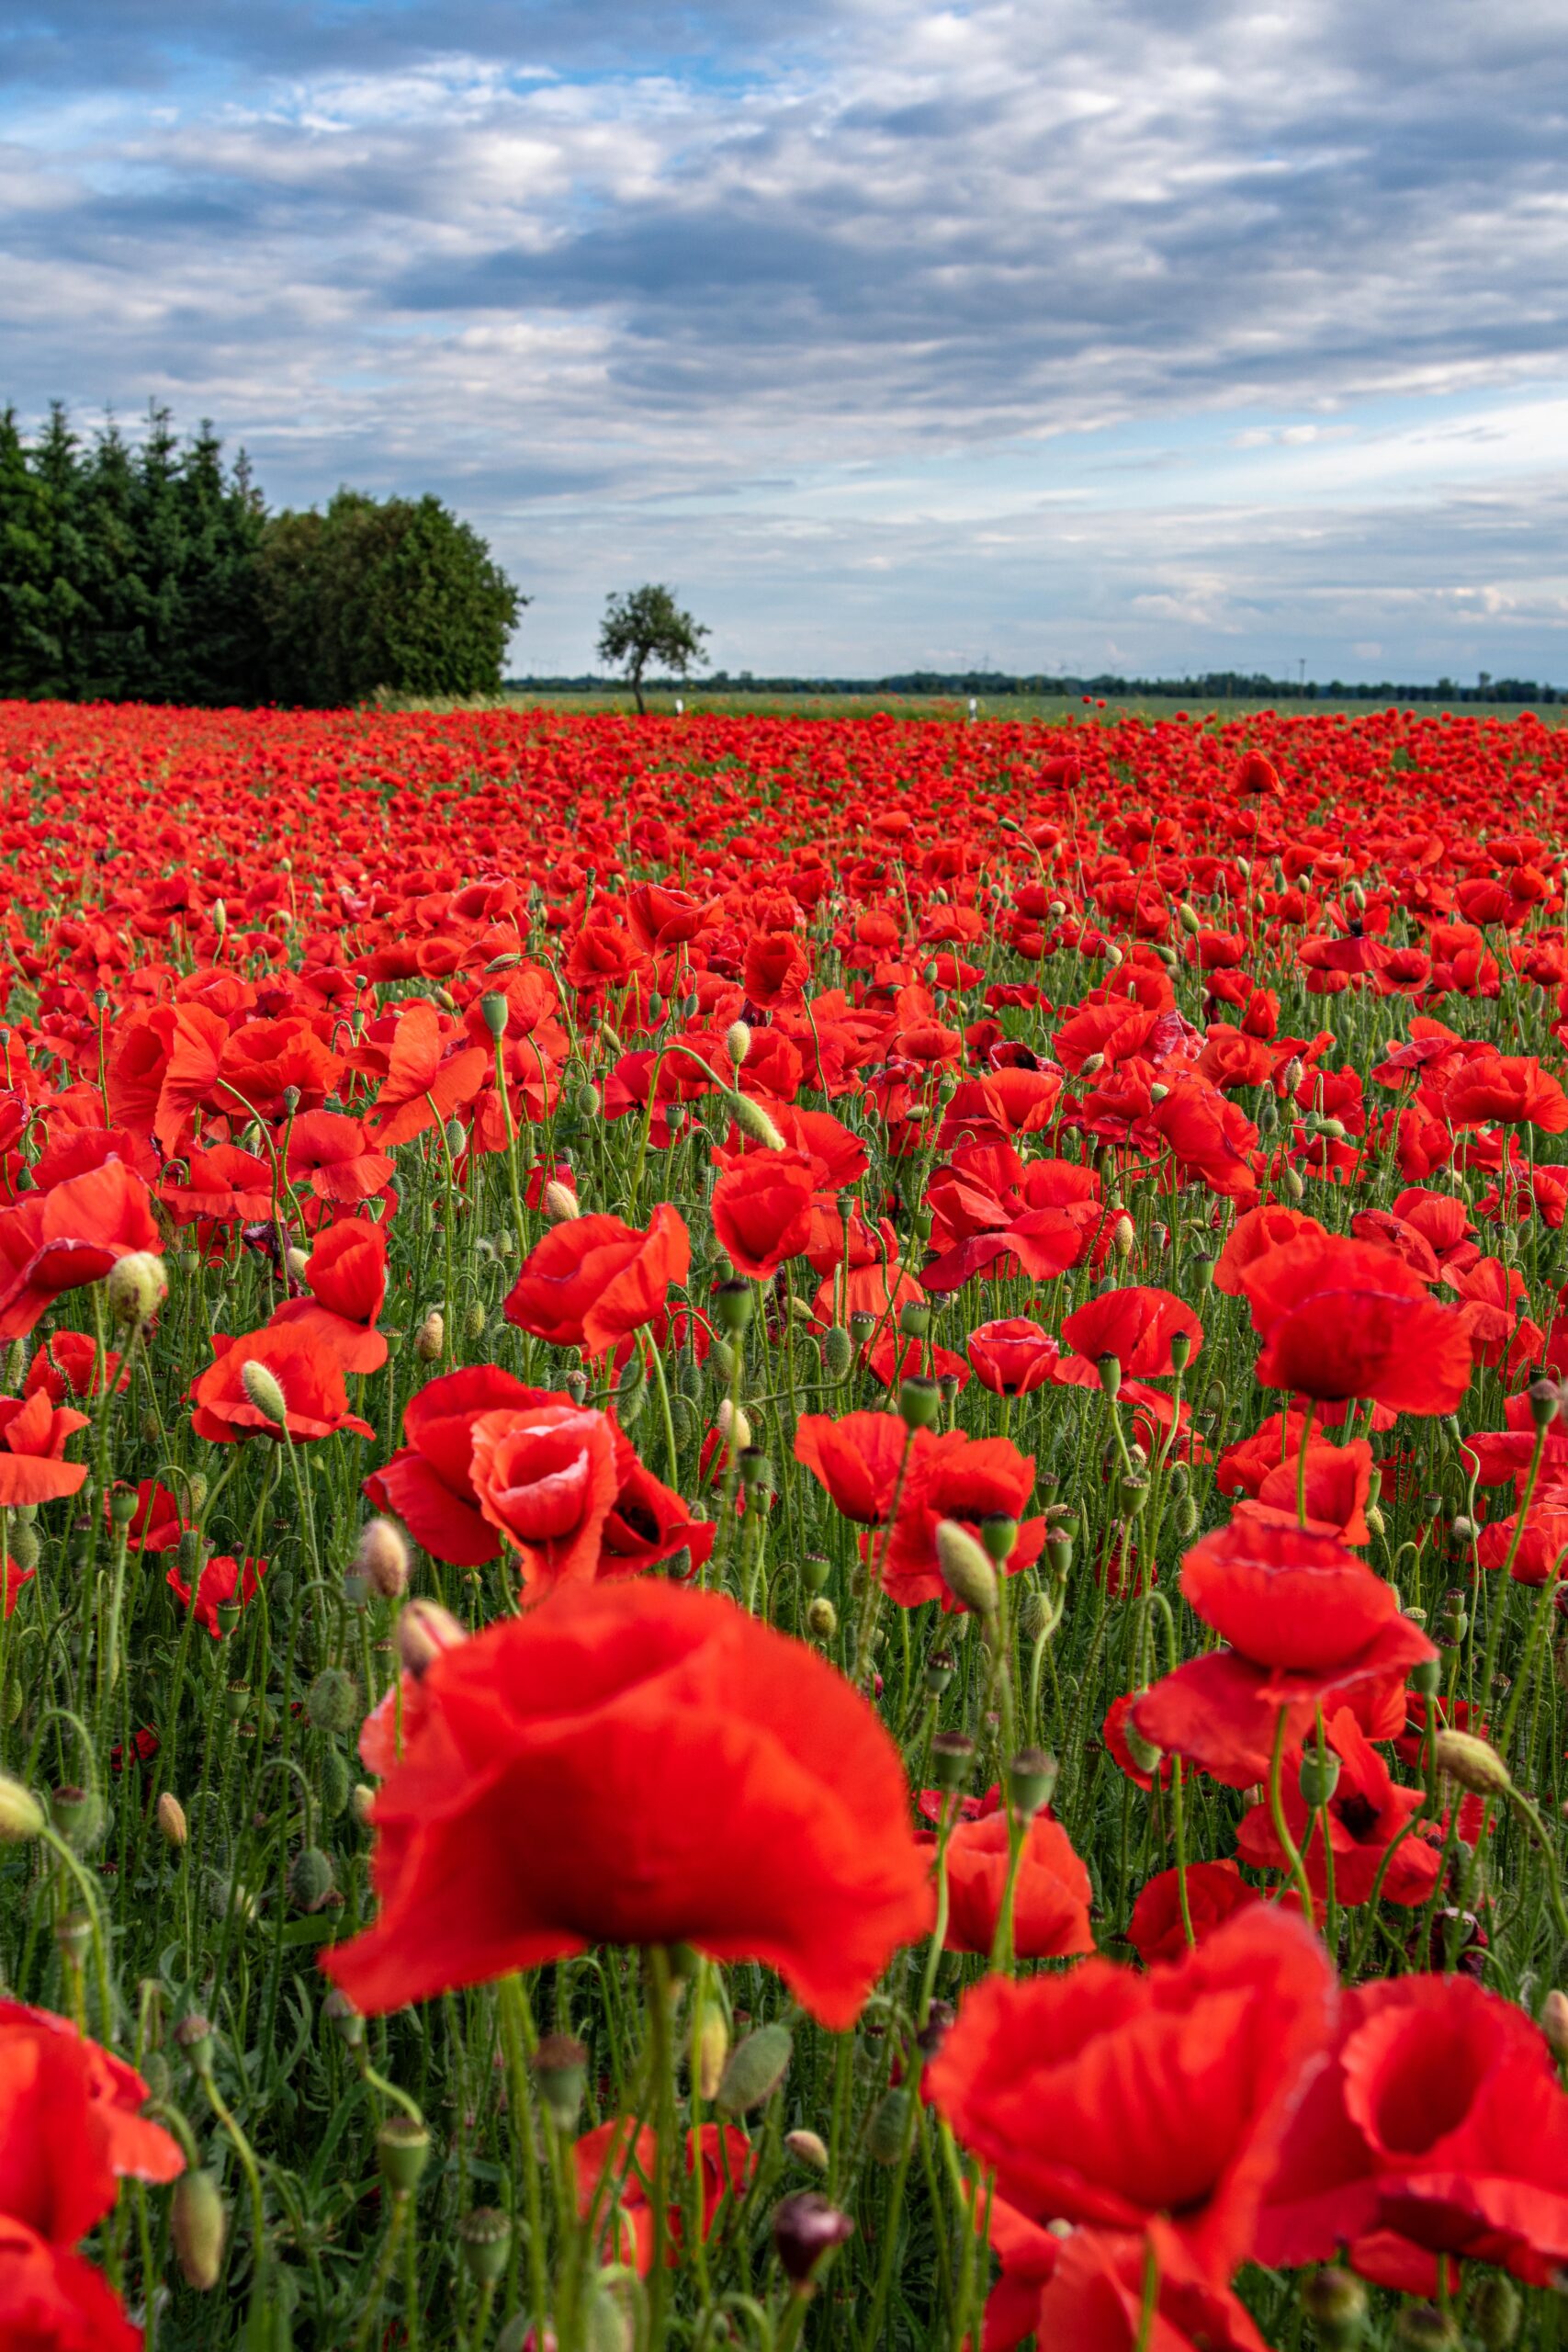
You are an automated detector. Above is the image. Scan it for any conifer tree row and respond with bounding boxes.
[0,403,523,707]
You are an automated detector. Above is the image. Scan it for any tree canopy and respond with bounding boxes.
[598,583,710,713]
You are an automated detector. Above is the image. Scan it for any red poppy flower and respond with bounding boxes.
[925,1905,1336,2285]
[1131,1517,1437,1788]
[1235,1707,1439,1905]
[1245,1437,1375,1544]
[1257,1973,1568,2285]
[600,1439,715,1577]
[366,1001,490,1147]
[966,1317,1060,1396]
[0,1160,161,1341]
[1239,1233,1472,1414]
[573,2117,752,2275]
[468,1402,621,1595]
[322,1581,932,2026]
[365,1364,553,1564]
[24,1332,127,1406]
[879,1429,1043,1609]
[188,1326,377,1444]
[0,2219,141,2352]
[165,1550,268,1637]
[287,1109,396,1203]
[0,1999,183,2244]
[159,1143,274,1226]
[1035,2227,1269,2352]
[0,1392,89,1507]
[268,1216,389,1374]
[1101,1692,1173,1792]
[919,1807,1093,1960]
[742,928,809,1008]
[1056,1284,1203,1385]
[1213,1204,1326,1297]
[1124,1860,1263,1966]
[503,1205,690,1360]
[1443,1054,1568,1135]
[710,1148,817,1279]
[794,1410,922,1526]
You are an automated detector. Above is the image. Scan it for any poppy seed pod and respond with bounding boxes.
[772,2191,853,2290]
[355,1516,410,1601]
[532,2032,588,2128]
[395,1597,467,1679]
[1530,1377,1562,1429]
[479,991,510,1041]
[107,1249,168,1325]
[935,1520,998,1615]
[900,1375,941,1430]
[457,2206,513,2287]
[1433,1728,1512,1797]
[1097,1351,1122,1400]
[240,1357,289,1427]
[1007,1747,1058,1819]
[1298,1750,1340,1809]
[715,1279,753,1333]
[930,1730,976,1793]
[980,1513,1018,1562]
[377,2115,431,2194]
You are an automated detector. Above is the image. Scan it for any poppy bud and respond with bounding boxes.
[1472,2277,1521,2350]
[171,2169,228,2290]
[1121,1713,1164,1778]
[533,2032,588,2128]
[176,1526,204,1580]
[930,1729,975,1792]
[543,1181,580,1224]
[157,1791,188,1848]
[211,899,228,938]
[6,1519,37,1571]
[1298,1751,1340,1809]
[107,1248,169,1325]
[716,1397,753,1453]
[716,2021,793,2115]
[289,1845,336,1913]
[377,2115,431,2194]
[1007,1747,1058,1818]
[458,2206,513,2286]
[739,1446,774,1493]
[784,2128,829,2171]
[323,1987,365,2047]
[480,991,510,1041]
[773,2191,854,2290]
[0,1771,44,1843]
[307,1667,360,1735]
[935,1519,998,1614]
[445,1117,466,1159]
[415,1309,445,1362]
[728,1091,786,1149]
[1280,1162,1305,1203]
[1299,2265,1366,2349]
[352,1782,376,1824]
[240,1358,289,1427]
[1540,1988,1568,2063]
[1432,1728,1511,1797]
[355,1517,410,1601]
[867,2086,910,2165]
[726,1020,751,1067]
[1079,1051,1105,1078]
[695,2002,729,2101]
[900,1375,940,1430]
[395,1598,467,1679]
[1112,1214,1135,1260]
[286,1246,310,1285]
[175,2013,216,2076]
[822,1325,853,1378]
[806,1597,838,1639]
[1392,2308,1457,2350]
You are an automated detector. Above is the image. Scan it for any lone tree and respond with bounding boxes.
[598,582,709,714]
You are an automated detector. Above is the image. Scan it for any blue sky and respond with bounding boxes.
[4,0,1567,681]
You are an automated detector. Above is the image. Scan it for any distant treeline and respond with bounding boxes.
[1,403,523,707]
[513,669,1561,706]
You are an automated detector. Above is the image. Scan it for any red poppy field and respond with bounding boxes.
[3,695,1568,2352]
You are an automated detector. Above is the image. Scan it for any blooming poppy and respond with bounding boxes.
[573,2117,752,2274]
[504,1205,690,1360]
[1055,1284,1203,1385]
[925,1905,1336,2285]
[919,1805,1093,1960]
[365,1364,554,1564]
[1245,1437,1376,1544]
[165,1550,268,1637]
[0,1392,89,1507]
[0,1999,183,2245]
[1132,1517,1437,1788]
[0,2219,141,2352]
[965,1317,1060,1396]
[188,1326,377,1444]
[322,1581,932,2026]
[23,1331,127,1406]
[268,1216,389,1374]
[794,1410,923,1527]
[1124,1860,1263,1966]
[710,1148,817,1280]
[0,1159,161,1341]
[468,1401,622,1595]
[879,1429,1043,1608]
[1235,1707,1440,1906]
[1239,1233,1472,1415]
[1035,2226,1269,2352]
[287,1109,396,1203]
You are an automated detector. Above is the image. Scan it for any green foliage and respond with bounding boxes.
[597,581,710,712]
[0,405,522,707]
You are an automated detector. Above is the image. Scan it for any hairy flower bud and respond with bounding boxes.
[543,1180,580,1224]
[415,1308,446,1363]
[1432,1727,1512,1797]
[355,1517,410,1601]
[696,2004,729,2102]
[0,1771,44,1843]
[772,2191,854,2291]
[1540,1988,1568,2064]
[396,1599,468,1679]
[171,2169,227,2290]
[935,1520,998,1615]
[157,1792,188,1849]
[716,2021,793,2115]
[725,1020,751,1068]
[728,1091,785,1149]
[107,1250,168,1326]
[784,2128,829,2171]
[240,1357,289,1428]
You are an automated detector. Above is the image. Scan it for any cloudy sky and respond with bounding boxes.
[5,0,1567,681]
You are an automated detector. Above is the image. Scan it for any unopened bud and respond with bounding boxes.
[171,2169,227,2290]
[725,1020,751,1068]
[772,2191,853,2291]
[696,2006,729,2102]
[157,1792,188,1848]
[543,1180,580,1223]
[716,1397,752,1453]
[716,2022,793,2115]
[0,1772,45,1842]
[1540,1988,1568,2064]
[935,1520,998,1615]
[355,1517,410,1601]
[107,1250,168,1325]
[1299,2265,1367,2349]
[240,1357,289,1428]
[805,1596,838,1639]
[784,2128,829,2170]
[728,1091,785,1149]
[1432,1728,1512,1797]
[395,1598,466,1679]
[414,1309,445,1362]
